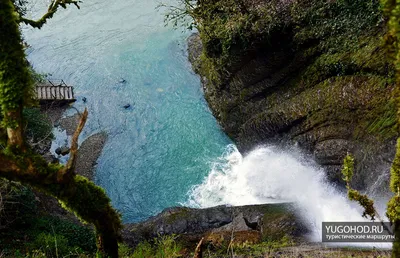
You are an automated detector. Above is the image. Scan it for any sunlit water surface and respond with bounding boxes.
[24,0,231,222]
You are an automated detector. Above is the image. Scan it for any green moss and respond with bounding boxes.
[165,208,191,225]
[0,146,122,256]
[0,183,96,257]
[366,100,397,139]
[342,154,355,184]
[184,0,397,145]
[0,0,34,127]
[189,0,383,85]
[341,154,376,220]
[241,73,394,143]
[380,0,400,255]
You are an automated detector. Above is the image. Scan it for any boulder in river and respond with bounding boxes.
[55,146,70,156]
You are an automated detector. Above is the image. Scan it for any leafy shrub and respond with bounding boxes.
[31,232,70,257]
[32,216,96,253]
[0,180,37,229]
[130,235,183,258]
[23,108,53,144]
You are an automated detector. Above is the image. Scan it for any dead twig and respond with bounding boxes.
[58,108,88,181]
[194,237,204,258]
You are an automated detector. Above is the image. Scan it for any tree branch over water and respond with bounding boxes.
[0,0,122,256]
[19,0,81,29]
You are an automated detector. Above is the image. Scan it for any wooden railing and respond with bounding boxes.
[35,80,76,103]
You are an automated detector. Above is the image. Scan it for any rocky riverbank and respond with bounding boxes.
[121,204,392,257]
[123,203,308,250]
[40,104,107,180]
[31,104,108,222]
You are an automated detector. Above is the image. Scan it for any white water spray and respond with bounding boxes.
[187,144,382,242]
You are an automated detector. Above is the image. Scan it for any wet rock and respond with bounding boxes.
[59,113,80,136]
[75,132,108,180]
[42,153,59,164]
[187,17,396,190]
[187,33,203,73]
[55,146,70,156]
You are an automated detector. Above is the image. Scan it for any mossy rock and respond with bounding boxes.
[188,0,395,189]
[122,203,307,250]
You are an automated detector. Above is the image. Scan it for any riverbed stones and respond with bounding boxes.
[55,146,70,156]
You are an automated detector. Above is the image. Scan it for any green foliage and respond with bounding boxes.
[347,189,376,220]
[387,196,400,222]
[291,0,382,48]
[388,138,400,258]
[171,0,396,147]
[0,183,96,257]
[31,233,70,257]
[28,66,48,84]
[32,216,96,253]
[132,242,154,258]
[1,0,121,256]
[227,235,293,257]
[0,0,34,127]
[0,143,123,255]
[118,243,135,257]
[202,235,293,258]
[342,154,355,184]
[0,179,37,228]
[129,235,183,258]
[167,0,384,86]
[0,180,96,257]
[56,176,122,237]
[381,0,400,64]
[381,1,400,255]
[367,100,397,139]
[341,154,376,220]
[390,138,400,194]
[23,108,53,143]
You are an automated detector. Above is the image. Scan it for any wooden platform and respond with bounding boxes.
[35,80,76,104]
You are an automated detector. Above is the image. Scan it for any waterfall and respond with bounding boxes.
[187,144,390,243]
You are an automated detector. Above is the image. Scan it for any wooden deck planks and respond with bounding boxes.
[35,85,76,102]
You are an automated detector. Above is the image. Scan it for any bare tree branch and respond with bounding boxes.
[0,149,121,257]
[1,0,121,256]
[64,108,88,174]
[194,237,204,258]
[19,0,81,28]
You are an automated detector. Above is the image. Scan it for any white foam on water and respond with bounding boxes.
[186,144,391,247]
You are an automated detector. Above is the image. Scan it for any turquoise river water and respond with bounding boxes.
[24,0,231,222]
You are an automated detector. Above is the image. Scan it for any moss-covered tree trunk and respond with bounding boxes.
[381,0,400,256]
[393,220,400,258]
[0,0,122,257]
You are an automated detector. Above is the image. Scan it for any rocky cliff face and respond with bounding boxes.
[188,0,396,190]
